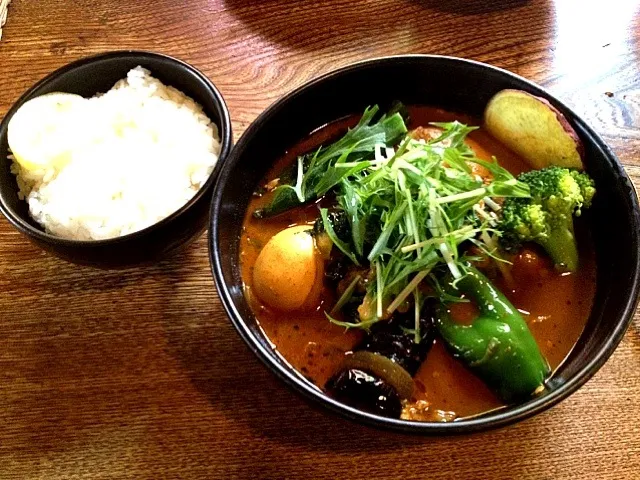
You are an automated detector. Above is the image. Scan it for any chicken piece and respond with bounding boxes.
[410,126,450,144]
[411,127,492,182]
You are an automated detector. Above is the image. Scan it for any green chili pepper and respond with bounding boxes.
[436,265,550,403]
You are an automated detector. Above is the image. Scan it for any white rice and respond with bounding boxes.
[11,66,221,240]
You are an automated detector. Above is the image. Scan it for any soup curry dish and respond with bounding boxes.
[240,92,597,422]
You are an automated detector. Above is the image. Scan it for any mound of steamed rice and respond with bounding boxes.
[10,67,221,241]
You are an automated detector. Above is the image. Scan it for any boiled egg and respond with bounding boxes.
[252,225,324,311]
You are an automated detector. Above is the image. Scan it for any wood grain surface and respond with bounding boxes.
[1,1,640,478]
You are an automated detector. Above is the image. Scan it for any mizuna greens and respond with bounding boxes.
[254,106,407,218]
[256,106,530,335]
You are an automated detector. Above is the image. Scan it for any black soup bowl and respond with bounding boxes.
[210,55,640,433]
[0,51,232,268]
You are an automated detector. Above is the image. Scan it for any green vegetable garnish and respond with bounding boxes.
[254,106,407,218]
[255,106,531,330]
[317,116,529,328]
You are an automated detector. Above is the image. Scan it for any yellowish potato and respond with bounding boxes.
[253,225,324,311]
[484,89,584,170]
[8,92,85,171]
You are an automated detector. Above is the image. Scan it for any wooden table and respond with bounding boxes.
[1,1,639,478]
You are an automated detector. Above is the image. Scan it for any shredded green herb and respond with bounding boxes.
[256,105,531,331]
[254,106,407,218]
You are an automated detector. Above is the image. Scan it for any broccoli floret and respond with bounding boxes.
[499,166,595,271]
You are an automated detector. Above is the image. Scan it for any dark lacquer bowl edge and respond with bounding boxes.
[209,55,640,434]
[0,50,233,251]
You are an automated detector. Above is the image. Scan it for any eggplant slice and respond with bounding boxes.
[325,304,436,418]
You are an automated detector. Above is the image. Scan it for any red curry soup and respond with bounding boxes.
[240,104,596,422]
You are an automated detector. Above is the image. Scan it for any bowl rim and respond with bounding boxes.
[0,50,232,246]
[209,54,640,433]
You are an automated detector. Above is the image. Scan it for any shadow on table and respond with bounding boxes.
[223,0,531,53]
[165,298,552,463]
[166,314,562,480]
[415,0,530,14]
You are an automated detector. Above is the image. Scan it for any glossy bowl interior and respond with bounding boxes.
[0,51,232,268]
[210,55,640,433]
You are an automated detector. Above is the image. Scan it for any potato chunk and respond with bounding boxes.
[484,89,584,170]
